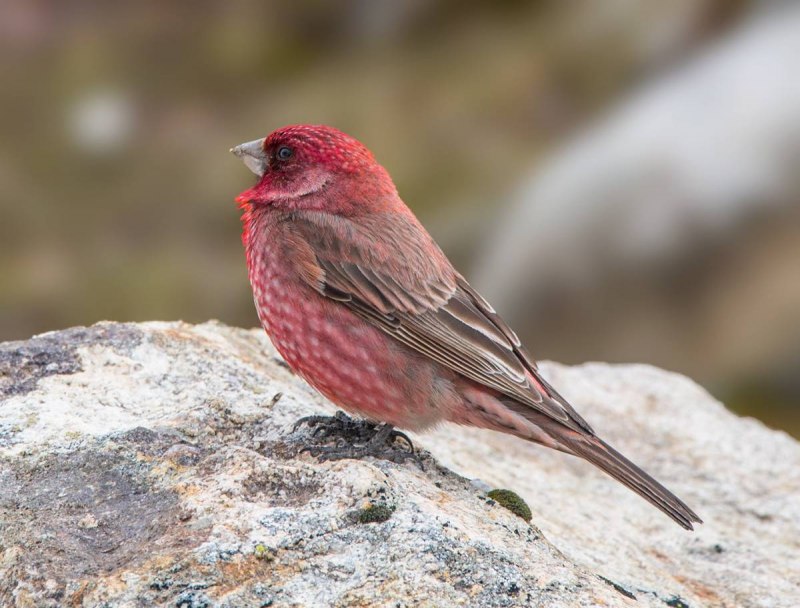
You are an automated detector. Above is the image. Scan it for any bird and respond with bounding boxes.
[231,124,702,530]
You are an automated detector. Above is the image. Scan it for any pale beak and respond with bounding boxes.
[230,138,267,177]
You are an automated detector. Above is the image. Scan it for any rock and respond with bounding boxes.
[1,321,797,607]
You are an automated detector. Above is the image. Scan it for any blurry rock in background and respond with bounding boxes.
[0,0,796,435]
[67,89,136,155]
[473,3,800,434]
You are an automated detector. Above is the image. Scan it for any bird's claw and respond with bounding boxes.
[292,412,340,434]
[292,411,423,468]
[293,411,362,439]
[300,441,420,466]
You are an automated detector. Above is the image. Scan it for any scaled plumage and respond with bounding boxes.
[232,124,702,530]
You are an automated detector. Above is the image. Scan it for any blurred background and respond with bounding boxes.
[1,1,798,436]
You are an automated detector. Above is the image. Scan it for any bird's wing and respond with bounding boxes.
[285,210,593,434]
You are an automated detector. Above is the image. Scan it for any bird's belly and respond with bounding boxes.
[251,260,448,430]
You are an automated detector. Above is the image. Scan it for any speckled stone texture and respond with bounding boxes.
[1,321,798,607]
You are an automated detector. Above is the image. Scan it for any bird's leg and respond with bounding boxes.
[293,411,421,466]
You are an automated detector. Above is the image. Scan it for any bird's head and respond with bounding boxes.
[232,124,396,213]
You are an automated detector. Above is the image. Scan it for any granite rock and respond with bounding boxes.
[1,321,797,607]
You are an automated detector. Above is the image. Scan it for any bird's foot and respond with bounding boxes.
[293,411,380,443]
[293,411,421,467]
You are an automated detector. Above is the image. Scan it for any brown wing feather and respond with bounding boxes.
[285,211,592,434]
[455,276,593,432]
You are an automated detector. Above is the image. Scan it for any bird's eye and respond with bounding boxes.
[277,146,293,161]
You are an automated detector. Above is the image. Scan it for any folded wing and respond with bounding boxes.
[286,210,593,434]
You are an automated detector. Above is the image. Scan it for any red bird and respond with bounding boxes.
[232,124,701,530]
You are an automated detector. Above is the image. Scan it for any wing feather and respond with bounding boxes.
[286,210,592,433]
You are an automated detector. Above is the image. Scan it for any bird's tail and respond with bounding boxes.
[490,391,702,529]
[564,433,702,530]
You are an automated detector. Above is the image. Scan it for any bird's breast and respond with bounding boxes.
[244,219,452,430]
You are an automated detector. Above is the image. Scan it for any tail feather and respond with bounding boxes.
[495,394,702,529]
[566,434,702,530]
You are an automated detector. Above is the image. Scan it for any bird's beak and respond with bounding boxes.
[230,138,267,177]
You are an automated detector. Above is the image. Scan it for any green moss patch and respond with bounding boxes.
[487,489,532,522]
[357,503,395,524]
[253,543,275,561]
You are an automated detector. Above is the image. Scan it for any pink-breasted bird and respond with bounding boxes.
[231,124,702,530]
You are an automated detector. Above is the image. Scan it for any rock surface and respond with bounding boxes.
[1,321,798,607]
